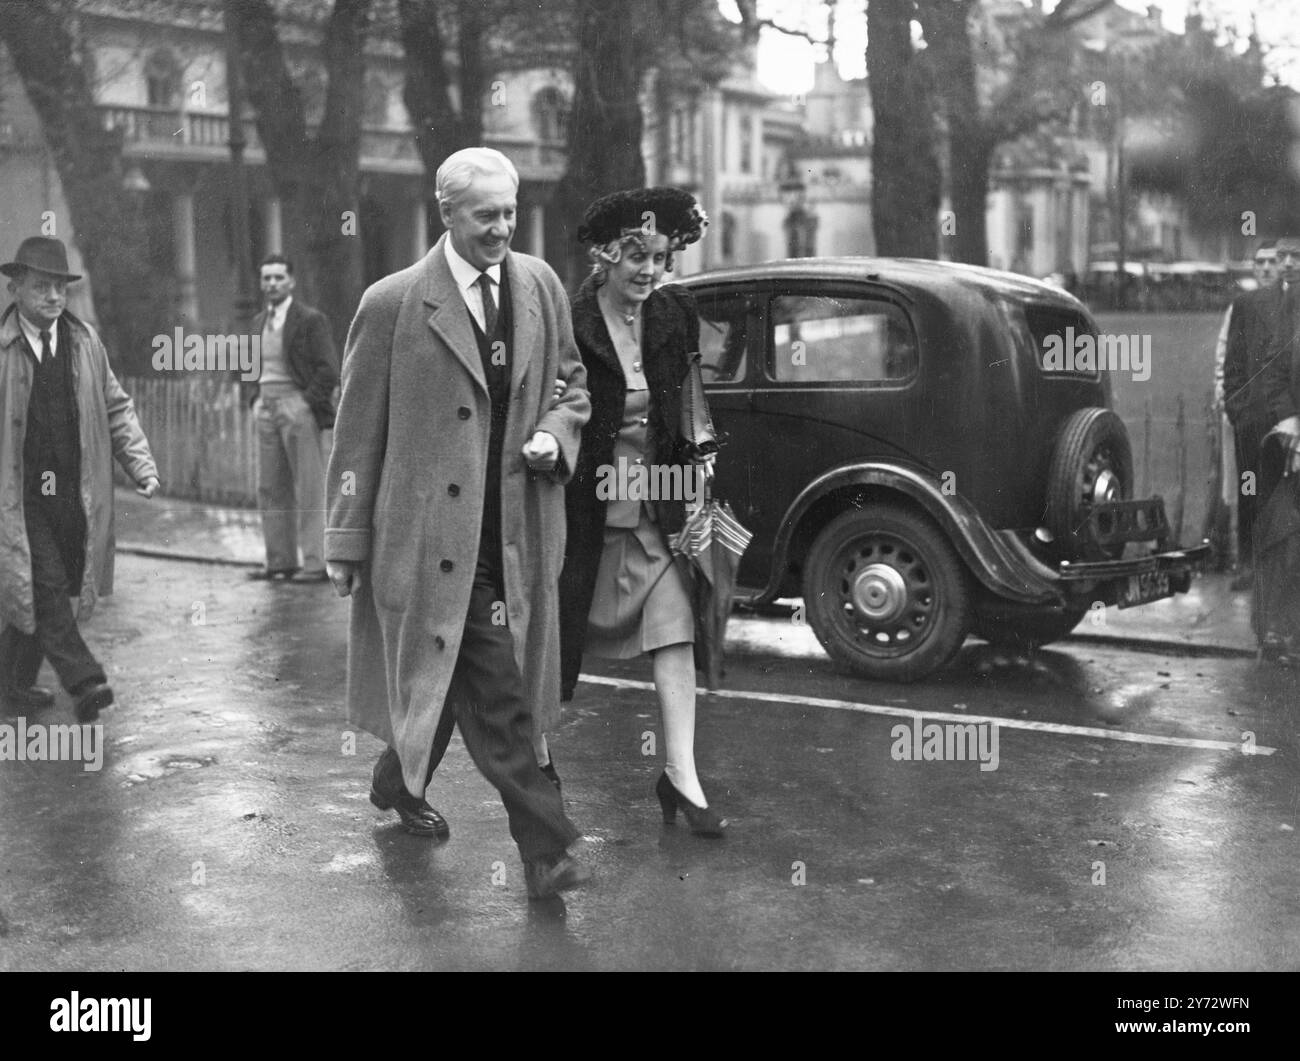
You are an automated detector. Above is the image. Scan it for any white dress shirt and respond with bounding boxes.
[264,294,293,331]
[17,312,58,362]
[444,239,500,333]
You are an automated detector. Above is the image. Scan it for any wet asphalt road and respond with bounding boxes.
[1,553,1298,971]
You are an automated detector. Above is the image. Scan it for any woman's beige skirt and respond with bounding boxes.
[585,508,695,659]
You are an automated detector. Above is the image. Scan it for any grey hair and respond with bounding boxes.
[435,147,519,207]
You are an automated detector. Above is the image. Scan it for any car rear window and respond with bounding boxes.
[1022,305,1098,376]
[770,295,916,383]
[696,292,753,383]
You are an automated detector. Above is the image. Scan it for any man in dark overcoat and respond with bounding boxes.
[1252,236,1300,662]
[0,237,159,720]
[324,148,593,899]
[1222,241,1281,584]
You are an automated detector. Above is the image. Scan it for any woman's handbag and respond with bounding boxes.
[680,353,720,462]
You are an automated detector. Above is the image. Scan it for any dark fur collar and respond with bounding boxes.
[571,274,680,389]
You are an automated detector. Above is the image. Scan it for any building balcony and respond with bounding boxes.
[98,105,566,181]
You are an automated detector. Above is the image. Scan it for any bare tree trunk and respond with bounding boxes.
[552,0,648,288]
[918,0,990,265]
[918,0,1113,268]
[227,0,370,348]
[865,0,939,258]
[0,0,172,374]
[398,0,487,245]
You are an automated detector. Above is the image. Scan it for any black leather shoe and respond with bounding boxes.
[369,785,450,839]
[247,567,299,581]
[540,758,562,795]
[524,854,592,900]
[74,682,114,722]
[1,685,55,710]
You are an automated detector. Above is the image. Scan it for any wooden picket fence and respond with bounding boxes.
[118,376,258,507]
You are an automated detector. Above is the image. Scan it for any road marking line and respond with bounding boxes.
[579,675,1277,756]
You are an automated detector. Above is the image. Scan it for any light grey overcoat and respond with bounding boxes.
[325,237,590,794]
[0,304,157,635]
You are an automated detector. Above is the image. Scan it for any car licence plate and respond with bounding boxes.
[1118,570,1172,609]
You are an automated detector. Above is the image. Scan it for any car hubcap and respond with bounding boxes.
[1091,467,1120,504]
[834,536,936,655]
[1081,448,1123,508]
[852,563,908,622]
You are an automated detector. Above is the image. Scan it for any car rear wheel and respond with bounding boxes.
[802,504,972,683]
[1045,408,1133,560]
[974,607,1088,651]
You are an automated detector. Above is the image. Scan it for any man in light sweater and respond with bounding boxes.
[247,254,339,583]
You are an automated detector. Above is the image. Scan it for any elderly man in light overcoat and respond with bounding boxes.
[325,148,592,899]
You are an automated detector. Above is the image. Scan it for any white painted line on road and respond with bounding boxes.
[579,675,1278,756]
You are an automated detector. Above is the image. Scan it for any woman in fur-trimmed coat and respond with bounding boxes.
[557,186,727,837]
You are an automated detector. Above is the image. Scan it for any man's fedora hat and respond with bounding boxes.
[0,237,82,281]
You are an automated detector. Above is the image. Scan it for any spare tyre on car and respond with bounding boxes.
[1045,407,1134,561]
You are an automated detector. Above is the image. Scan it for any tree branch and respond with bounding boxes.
[1044,0,1114,31]
[733,0,825,46]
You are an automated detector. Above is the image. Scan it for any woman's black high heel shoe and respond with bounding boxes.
[655,771,726,838]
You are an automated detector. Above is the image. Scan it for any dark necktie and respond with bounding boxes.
[477,272,497,336]
[39,328,52,362]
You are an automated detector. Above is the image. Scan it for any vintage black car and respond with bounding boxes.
[674,258,1210,682]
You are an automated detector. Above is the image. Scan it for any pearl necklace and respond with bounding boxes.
[599,288,640,329]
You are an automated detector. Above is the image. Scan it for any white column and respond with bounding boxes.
[264,196,282,253]
[529,203,545,259]
[411,198,428,262]
[173,191,199,323]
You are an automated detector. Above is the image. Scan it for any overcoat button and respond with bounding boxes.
[440,559,453,572]
[447,484,460,496]
[434,636,445,650]
[458,407,471,420]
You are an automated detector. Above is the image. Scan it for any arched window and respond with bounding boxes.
[532,87,569,143]
[145,49,180,107]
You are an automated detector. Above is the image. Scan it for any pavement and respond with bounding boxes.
[0,490,1293,972]
[113,487,1259,658]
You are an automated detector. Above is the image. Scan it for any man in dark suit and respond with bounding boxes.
[247,254,339,583]
[1251,236,1300,661]
[1221,241,1280,586]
